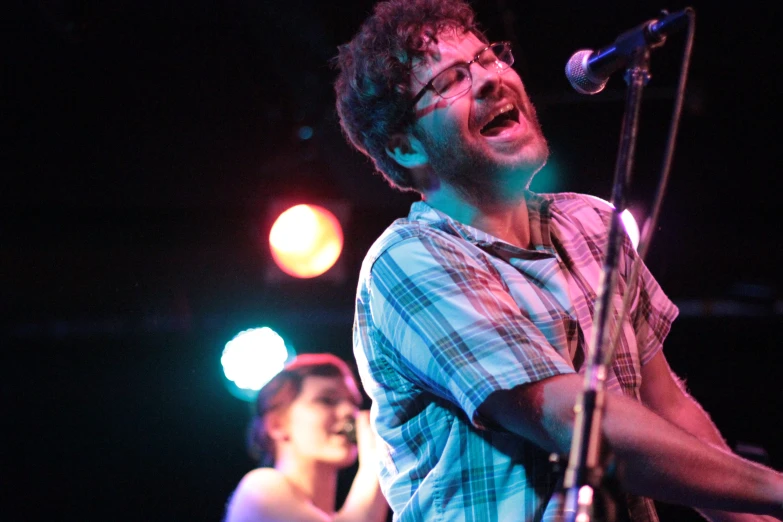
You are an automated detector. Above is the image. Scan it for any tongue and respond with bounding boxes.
[481,119,517,137]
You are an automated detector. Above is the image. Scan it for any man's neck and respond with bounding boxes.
[424,182,532,249]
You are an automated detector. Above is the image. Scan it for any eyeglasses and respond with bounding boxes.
[409,41,514,108]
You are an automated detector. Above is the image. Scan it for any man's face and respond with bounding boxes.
[409,30,549,199]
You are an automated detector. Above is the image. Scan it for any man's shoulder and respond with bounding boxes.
[538,191,614,228]
[357,215,467,285]
[539,191,614,214]
[365,215,460,262]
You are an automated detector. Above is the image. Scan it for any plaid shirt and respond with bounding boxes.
[353,192,679,522]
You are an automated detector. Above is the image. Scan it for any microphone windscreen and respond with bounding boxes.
[565,49,607,95]
[342,418,357,444]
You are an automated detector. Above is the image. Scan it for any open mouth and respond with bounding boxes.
[479,104,520,137]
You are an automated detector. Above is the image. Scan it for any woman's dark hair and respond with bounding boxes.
[333,0,485,191]
[246,353,362,466]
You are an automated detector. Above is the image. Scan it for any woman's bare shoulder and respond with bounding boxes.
[239,468,288,488]
[224,468,299,521]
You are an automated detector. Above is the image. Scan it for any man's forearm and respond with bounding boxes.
[653,385,780,522]
[602,390,783,516]
[481,374,783,517]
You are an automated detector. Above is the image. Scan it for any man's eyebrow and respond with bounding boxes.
[413,41,487,85]
[415,54,459,84]
[435,43,488,72]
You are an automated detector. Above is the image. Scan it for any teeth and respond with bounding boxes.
[482,103,515,129]
[494,103,514,118]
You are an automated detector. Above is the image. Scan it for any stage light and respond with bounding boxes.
[585,194,641,251]
[268,204,343,279]
[221,326,295,402]
[297,126,314,141]
[620,209,640,250]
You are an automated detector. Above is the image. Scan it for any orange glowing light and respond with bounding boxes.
[269,204,344,278]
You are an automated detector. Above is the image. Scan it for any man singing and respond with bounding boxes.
[334,0,783,520]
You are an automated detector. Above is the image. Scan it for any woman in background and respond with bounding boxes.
[224,353,388,522]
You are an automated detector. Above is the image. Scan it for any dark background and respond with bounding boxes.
[2,0,781,520]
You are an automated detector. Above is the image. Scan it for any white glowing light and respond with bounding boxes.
[221,327,290,391]
[268,204,343,278]
[620,209,640,250]
[583,195,641,251]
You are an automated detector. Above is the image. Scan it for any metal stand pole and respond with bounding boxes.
[556,47,651,522]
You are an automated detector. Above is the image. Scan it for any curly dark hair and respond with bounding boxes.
[333,0,486,191]
[246,353,362,467]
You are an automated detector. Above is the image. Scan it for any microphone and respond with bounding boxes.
[339,418,357,444]
[565,7,693,94]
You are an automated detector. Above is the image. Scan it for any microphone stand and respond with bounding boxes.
[555,47,652,522]
[551,8,695,520]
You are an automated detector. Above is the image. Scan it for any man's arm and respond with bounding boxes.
[478,371,783,518]
[640,351,780,522]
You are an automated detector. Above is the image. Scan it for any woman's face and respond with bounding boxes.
[281,375,359,468]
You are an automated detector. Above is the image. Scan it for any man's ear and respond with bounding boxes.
[386,133,429,169]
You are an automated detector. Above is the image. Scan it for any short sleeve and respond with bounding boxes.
[366,230,576,427]
[623,238,679,365]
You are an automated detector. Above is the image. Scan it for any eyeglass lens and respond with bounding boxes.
[433,43,513,99]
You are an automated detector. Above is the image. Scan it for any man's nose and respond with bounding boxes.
[470,62,502,99]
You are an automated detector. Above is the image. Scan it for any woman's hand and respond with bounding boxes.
[340,409,389,522]
[354,410,379,475]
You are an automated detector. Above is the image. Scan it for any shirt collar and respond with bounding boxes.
[407,191,556,258]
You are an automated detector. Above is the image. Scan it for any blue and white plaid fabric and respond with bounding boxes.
[354,191,678,521]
